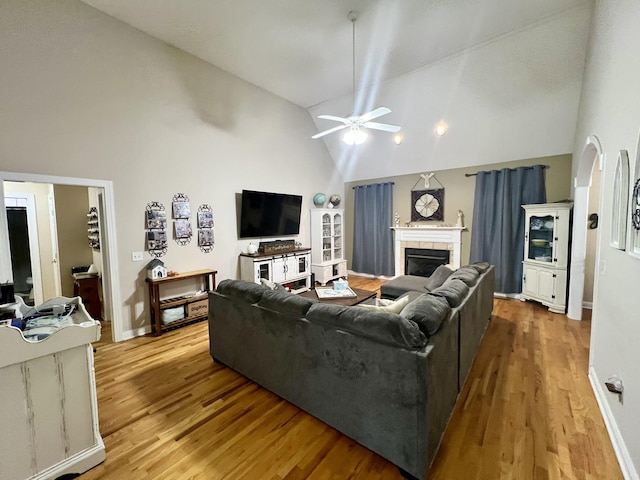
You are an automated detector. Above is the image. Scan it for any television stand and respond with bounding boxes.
[240,248,311,293]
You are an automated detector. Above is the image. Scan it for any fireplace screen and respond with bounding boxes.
[404,248,450,277]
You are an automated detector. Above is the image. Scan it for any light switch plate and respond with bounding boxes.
[132,251,144,262]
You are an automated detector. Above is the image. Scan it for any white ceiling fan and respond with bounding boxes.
[312,11,401,145]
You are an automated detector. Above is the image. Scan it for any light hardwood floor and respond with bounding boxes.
[81,276,622,479]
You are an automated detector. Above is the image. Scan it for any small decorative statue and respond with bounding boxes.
[456,209,464,228]
[394,212,400,227]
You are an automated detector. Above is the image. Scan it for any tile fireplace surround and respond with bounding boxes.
[391,227,466,277]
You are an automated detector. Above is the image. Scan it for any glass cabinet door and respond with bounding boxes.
[527,214,554,263]
[332,213,342,260]
[322,213,331,261]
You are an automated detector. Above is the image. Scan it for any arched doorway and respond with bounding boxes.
[567,135,603,320]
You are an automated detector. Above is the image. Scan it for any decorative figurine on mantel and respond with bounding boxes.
[394,213,400,227]
[456,209,464,228]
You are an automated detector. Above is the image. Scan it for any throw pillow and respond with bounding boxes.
[430,279,470,308]
[358,295,410,314]
[260,278,282,290]
[400,294,451,336]
[424,265,454,291]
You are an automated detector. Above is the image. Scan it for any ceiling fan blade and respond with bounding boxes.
[318,114,351,124]
[363,121,401,133]
[358,106,391,123]
[311,124,348,139]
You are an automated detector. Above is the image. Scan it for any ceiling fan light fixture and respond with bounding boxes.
[343,127,368,145]
[393,133,404,145]
[311,11,400,143]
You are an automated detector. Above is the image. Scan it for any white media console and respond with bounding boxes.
[239,248,312,293]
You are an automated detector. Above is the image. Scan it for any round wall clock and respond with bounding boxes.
[415,193,439,217]
[411,189,444,221]
[632,178,640,230]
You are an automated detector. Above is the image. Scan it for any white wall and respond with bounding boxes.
[583,163,601,305]
[53,184,93,297]
[310,5,592,183]
[573,1,640,477]
[0,0,341,338]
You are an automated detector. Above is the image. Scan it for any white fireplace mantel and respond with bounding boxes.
[391,226,466,276]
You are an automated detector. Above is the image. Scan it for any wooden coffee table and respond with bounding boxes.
[299,287,377,306]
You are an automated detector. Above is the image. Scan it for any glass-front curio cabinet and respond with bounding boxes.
[311,209,348,285]
[521,202,573,313]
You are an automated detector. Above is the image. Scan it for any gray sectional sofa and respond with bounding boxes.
[208,263,494,480]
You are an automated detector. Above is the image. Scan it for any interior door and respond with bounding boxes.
[4,194,43,305]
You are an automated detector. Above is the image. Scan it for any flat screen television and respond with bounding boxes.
[239,189,303,238]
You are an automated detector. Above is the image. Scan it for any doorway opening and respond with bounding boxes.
[568,136,603,322]
[0,172,122,342]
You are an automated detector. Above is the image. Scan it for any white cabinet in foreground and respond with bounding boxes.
[0,296,105,480]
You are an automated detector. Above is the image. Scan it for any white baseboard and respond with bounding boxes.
[493,292,521,299]
[589,366,638,480]
[120,326,151,341]
[582,301,593,309]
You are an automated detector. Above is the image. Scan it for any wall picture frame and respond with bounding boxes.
[629,134,640,259]
[198,228,214,247]
[611,149,629,250]
[198,210,214,228]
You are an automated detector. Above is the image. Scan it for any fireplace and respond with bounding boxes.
[405,248,450,277]
[392,226,465,277]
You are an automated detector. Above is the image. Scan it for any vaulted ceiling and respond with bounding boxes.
[80,0,593,182]
[81,0,591,110]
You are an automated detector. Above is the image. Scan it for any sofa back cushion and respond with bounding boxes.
[430,278,470,308]
[216,279,268,304]
[306,303,427,349]
[424,265,454,291]
[469,261,491,273]
[448,266,480,287]
[400,294,452,337]
[258,288,316,316]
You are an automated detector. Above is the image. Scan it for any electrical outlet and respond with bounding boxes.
[599,260,606,274]
[131,251,144,262]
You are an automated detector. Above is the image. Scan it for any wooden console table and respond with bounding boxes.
[146,269,216,336]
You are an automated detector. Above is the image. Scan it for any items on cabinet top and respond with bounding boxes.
[0,295,99,345]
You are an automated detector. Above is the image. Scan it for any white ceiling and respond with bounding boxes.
[81,0,591,110]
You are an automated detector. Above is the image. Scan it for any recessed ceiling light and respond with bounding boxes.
[435,122,448,136]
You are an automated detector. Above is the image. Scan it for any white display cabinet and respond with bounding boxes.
[240,249,311,293]
[521,202,573,313]
[0,296,105,480]
[310,209,348,285]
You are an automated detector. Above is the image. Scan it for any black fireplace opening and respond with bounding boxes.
[404,248,450,277]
